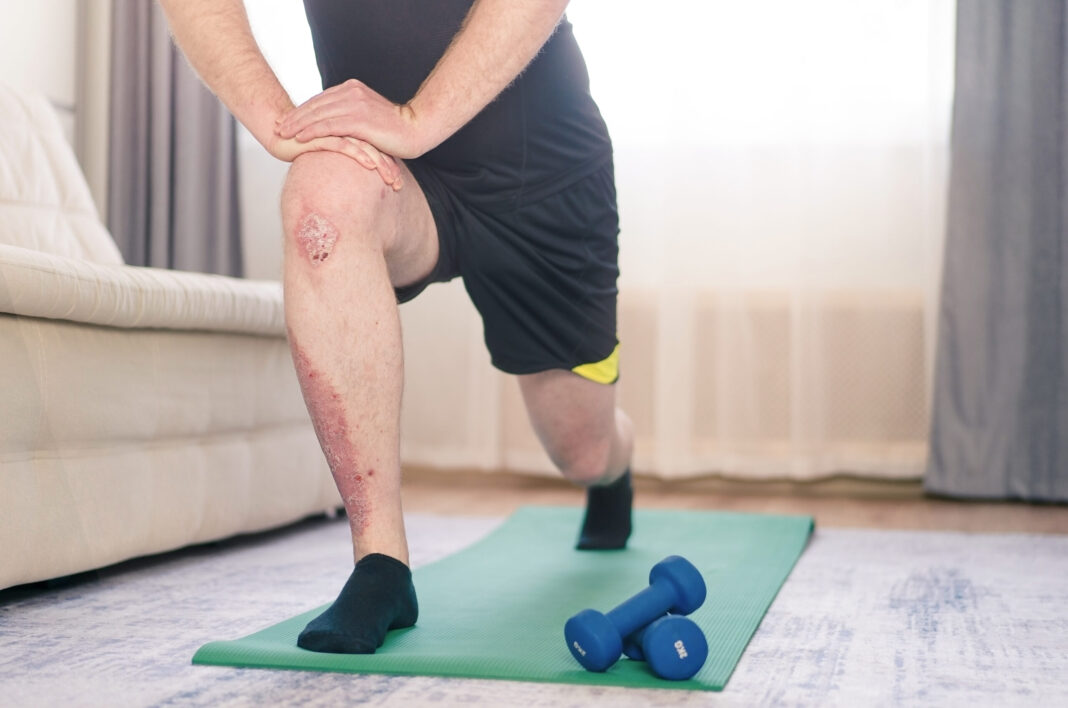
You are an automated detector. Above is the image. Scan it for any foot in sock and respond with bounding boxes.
[297,553,418,654]
[576,468,633,550]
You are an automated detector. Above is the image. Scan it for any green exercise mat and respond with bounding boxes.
[193,506,813,691]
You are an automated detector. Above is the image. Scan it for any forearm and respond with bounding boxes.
[408,0,570,153]
[156,0,292,145]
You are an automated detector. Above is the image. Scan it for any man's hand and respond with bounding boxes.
[276,0,569,162]
[266,131,405,191]
[275,80,426,160]
[155,1,403,190]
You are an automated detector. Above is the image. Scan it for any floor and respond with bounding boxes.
[399,466,1068,535]
[3,504,1066,707]
[3,470,1066,707]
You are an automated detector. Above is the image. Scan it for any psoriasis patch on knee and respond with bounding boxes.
[297,212,340,265]
[290,340,371,530]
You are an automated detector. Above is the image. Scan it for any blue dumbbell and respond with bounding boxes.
[564,555,707,673]
[623,614,709,680]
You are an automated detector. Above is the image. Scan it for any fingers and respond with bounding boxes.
[358,142,404,191]
[341,139,378,172]
[277,98,346,139]
[348,137,401,187]
[276,81,365,138]
[294,118,353,143]
[274,80,413,171]
[277,92,335,135]
[365,145,401,192]
[316,137,404,191]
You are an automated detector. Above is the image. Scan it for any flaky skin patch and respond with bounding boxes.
[290,339,370,531]
[297,212,339,265]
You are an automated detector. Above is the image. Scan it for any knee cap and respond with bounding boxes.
[297,212,339,266]
[558,442,614,486]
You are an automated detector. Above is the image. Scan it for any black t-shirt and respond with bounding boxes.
[302,0,613,206]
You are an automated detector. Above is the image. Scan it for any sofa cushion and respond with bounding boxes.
[0,244,284,335]
[0,83,124,265]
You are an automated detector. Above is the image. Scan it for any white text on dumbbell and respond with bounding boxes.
[674,640,689,659]
[572,641,587,657]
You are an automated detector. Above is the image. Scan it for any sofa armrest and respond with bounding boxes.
[0,244,284,336]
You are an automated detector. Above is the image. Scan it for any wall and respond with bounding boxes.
[238,128,287,281]
[222,2,947,481]
[0,0,79,141]
[0,1,110,220]
[239,0,321,281]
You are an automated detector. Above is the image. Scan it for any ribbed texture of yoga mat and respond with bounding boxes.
[193,506,813,691]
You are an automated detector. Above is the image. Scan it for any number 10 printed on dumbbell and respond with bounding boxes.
[564,556,709,681]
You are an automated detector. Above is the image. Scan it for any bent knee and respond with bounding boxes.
[553,437,615,486]
[284,151,386,202]
[282,152,389,221]
[281,152,394,264]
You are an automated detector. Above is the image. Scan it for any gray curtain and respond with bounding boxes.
[107,1,243,276]
[926,0,1068,501]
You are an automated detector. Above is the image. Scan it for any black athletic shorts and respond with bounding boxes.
[395,156,620,382]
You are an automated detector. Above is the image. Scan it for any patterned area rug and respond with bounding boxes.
[1,511,1066,706]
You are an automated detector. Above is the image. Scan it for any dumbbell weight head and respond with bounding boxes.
[647,556,707,615]
[565,555,707,673]
[565,609,623,673]
[623,615,709,681]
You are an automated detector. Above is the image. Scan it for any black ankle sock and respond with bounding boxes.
[576,468,633,550]
[297,553,418,654]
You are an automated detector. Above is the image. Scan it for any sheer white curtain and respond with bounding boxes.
[243,0,957,481]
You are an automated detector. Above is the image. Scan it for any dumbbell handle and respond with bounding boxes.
[605,581,677,639]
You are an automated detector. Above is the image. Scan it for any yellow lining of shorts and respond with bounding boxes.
[571,343,620,385]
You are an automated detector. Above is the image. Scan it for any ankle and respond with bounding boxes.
[354,547,410,567]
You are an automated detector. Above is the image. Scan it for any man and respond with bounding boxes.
[158,0,633,654]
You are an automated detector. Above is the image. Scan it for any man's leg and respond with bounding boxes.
[518,369,635,549]
[281,151,438,652]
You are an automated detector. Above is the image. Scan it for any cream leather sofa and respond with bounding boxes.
[0,84,339,590]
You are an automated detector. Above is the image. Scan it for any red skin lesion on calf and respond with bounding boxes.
[290,339,371,531]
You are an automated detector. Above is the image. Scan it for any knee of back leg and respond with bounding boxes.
[556,438,614,486]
